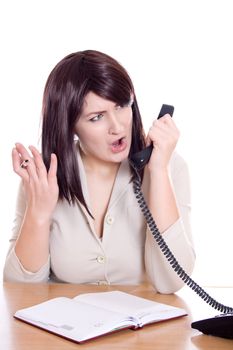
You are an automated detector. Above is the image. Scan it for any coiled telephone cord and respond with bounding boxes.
[131,163,233,314]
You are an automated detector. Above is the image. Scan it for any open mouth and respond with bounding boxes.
[111,137,125,147]
[110,137,127,153]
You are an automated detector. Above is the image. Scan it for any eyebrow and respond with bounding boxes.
[85,110,106,118]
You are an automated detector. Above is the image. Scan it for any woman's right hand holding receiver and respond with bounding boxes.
[11,143,59,273]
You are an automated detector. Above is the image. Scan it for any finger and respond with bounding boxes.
[154,115,171,126]
[12,147,29,181]
[48,153,58,182]
[145,131,152,147]
[159,114,178,132]
[151,120,168,136]
[153,117,178,138]
[150,123,178,142]
[29,145,48,179]
[158,114,172,122]
[158,116,180,139]
[148,127,164,143]
[150,121,176,141]
[15,143,39,182]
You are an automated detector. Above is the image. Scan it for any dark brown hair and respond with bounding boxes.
[42,50,145,214]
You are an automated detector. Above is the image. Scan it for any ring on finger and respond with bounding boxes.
[20,159,30,169]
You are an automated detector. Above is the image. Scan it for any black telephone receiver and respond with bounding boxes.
[130,104,233,339]
[130,104,174,169]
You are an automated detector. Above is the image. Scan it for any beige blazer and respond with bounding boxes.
[3,149,195,293]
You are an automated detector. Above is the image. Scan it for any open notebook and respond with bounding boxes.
[14,291,187,343]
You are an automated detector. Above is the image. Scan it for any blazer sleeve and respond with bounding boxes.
[145,153,196,294]
[3,182,50,282]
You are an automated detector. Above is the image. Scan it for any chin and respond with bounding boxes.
[111,150,130,163]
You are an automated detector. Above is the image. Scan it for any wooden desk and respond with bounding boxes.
[1,282,233,349]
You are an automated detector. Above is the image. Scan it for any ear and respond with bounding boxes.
[129,93,134,107]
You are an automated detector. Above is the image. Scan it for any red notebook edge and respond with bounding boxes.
[14,312,187,344]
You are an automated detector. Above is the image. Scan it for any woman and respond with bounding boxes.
[3,50,195,293]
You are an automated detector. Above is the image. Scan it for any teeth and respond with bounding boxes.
[112,139,121,146]
[111,137,125,147]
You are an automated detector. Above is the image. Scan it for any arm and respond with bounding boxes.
[3,143,58,281]
[146,115,180,232]
[144,116,195,293]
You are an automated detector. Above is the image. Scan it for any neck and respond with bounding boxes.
[79,147,120,177]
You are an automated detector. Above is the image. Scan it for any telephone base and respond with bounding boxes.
[191,314,233,339]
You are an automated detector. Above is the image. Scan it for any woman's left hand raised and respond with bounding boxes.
[146,114,180,172]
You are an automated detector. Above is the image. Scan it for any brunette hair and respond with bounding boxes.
[42,50,145,213]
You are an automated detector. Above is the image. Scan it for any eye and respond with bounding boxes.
[90,113,104,122]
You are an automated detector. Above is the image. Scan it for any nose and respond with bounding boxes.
[108,113,124,135]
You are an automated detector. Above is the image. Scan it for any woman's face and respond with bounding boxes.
[75,91,133,164]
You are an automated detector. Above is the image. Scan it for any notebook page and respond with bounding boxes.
[74,291,186,325]
[15,297,136,342]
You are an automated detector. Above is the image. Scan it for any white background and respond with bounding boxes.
[0,0,233,286]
